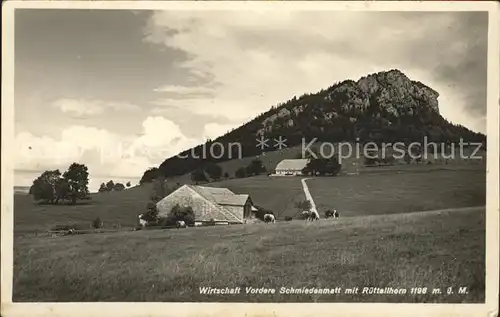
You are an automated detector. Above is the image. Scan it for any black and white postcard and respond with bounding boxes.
[1,1,499,317]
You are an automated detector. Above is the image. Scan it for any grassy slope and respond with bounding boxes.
[13,206,485,303]
[308,169,486,218]
[14,169,486,232]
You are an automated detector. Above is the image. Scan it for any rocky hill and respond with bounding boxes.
[142,69,485,182]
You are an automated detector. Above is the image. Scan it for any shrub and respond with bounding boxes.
[92,217,103,229]
[167,204,195,226]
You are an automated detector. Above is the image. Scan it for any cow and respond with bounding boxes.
[301,210,311,220]
[138,214,147,228]
[263,214,276,223]
[325,209,339,219]
[176,220,187,229]
[308,212,319,221]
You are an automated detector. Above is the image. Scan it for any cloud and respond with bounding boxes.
[14,116,202,187]
[144,11,487,133]
[52,99,141,116]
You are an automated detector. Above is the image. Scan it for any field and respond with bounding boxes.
[308,169,486,218]
[12,166,487,303]
[13,206,485,302]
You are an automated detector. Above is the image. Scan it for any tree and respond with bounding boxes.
[106,180,115,192]
[140,167,160,184]
[114,183,125,191]
[63,163,90,204]
[235,167,247,178]
[98,182,108,193]
[247,159,266,176]
[302,158,341,176]
[191,167,208,183]
[324,157,342,176]
[151,176,169,202]
[54,177,71,204]
[245,164,254,176]
[142,202,159,224]
[30,170,61,203]
[126,181,131,188]
[203,162,223,180]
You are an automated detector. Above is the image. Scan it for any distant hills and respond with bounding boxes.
[141,69,486,183]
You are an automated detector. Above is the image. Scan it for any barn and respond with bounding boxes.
[156,185,256,225]
[274,159,310,176]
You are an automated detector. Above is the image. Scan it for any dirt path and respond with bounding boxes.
[301,178,320,219]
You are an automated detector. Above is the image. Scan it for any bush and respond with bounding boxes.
[92,217,103,229]
[167,204,195,226]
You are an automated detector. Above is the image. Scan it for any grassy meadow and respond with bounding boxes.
[12,163,487,303]
[13,206,485,302]
[308,169,486,218]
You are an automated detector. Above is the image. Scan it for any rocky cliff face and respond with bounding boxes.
[257,69,441,136]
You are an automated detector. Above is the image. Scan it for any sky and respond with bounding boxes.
[14,9,489,192]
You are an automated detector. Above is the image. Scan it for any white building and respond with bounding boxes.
[274,159,310,176]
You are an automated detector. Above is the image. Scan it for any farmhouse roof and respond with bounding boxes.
[216,194,251,206]
[275,159,310,171]
[188,186,250,206]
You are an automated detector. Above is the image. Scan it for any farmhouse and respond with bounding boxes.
[156,185,256,224]
[274,159,310,176]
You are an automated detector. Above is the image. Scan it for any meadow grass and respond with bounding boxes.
[13,207,484,303]
[307,169,485,217]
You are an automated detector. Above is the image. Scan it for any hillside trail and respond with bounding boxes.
[301,178,320,219]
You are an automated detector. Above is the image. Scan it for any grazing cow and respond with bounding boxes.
[263,213,276,223]
[138,214,147,228]
[308,212,319,221]
[301,210,311,220]
[67,228,76,235]
[176,220,187,229]
[333,210,340,218]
